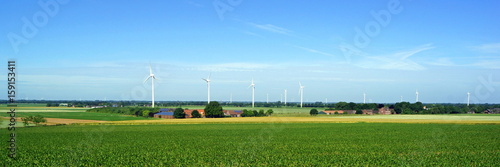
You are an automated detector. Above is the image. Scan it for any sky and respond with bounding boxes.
[1,0,499,103]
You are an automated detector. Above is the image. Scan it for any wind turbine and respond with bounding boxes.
[284,89,288,106]
[416,90,419,102]
[202,74,211,104]
[299,82,304,108]
[144,64,157,108]
[363,92,366,104]
[249,79,255,108]
[467,92,470,106]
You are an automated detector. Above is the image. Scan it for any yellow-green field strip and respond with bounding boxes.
[79,115,500,125]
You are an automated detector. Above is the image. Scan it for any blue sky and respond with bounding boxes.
[1,0,499,103]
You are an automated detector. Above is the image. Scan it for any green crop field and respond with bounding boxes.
[1,123,498,166]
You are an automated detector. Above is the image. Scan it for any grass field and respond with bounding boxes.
[1,123,498,166]
[0,112,150,122]
[0,106,87,112]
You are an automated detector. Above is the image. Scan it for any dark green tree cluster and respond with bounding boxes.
[174,108,186,118]
[331,102,380,110]
[393,102,425,114]
[241,109,274,117]
[191,110,202,118]
[310,109,319,116]
[87,107,159,117]
[21,115,47,126]
[204,101,224,118]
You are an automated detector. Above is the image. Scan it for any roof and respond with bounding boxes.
[159,108,174,112]
[155,112,174,116]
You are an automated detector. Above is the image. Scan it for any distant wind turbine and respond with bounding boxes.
[202,74,211,104]
[299,82,304,108]
[249,79,255,108]
[363,92,366,104]
[284,89,288,106]
[144,64,157,108]
[467,92,470,106]
[416,90,419,102]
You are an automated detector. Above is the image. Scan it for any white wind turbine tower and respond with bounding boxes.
[284,89,288,106]
[299,82,304,108]
[249,79,256,108]
[416,90,419,102]
[363,92,366,104]
[144,64,157,108]
[467,92,470,106]
[202,74,211,104]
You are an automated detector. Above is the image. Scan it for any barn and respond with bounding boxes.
[154,112,174,119]
[224,110,242,117]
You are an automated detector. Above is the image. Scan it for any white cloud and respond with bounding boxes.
[248,22,292,35]
[473,43,500,53]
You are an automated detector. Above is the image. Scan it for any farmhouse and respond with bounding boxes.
[322,110,356,115]
[484,108,500,114]
[224,110,242,117]
[154,112,174,119]
[376,107,392,115]
[361,109,374,115]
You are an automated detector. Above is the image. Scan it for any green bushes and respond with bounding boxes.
[241,109,274,117]
[87,107,158,117]
[21,115,46,126]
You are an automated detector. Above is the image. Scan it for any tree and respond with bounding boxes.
[252,110,258,117]
[347,102,357,110]
[335,102,348,110]
[204,101,224,118]
[378,104,385,108]
[258,109,265,116]
[142,109,152,117]
[21,115,46,126]
[310,109,319,116]
[266,109,274,116]
[355,110,363,114]
[174,108,186,118]
[191,110,201,118]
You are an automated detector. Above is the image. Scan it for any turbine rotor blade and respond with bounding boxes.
[144,76,151,83]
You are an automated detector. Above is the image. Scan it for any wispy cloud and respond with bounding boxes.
[425,57,456,66]
[472,43,500,53]
[355,44,435,71]
[242,31,264,38]
[294,45,335,57]
[247,22,292,35]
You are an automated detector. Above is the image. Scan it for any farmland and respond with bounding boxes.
[0,112,150,121]
[1,123,499,166]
